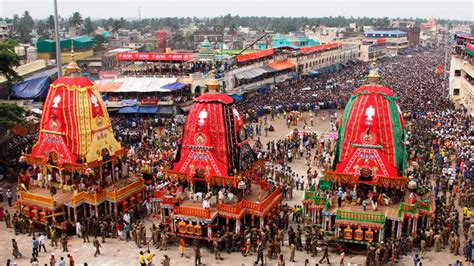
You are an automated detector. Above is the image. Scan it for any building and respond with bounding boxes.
[296,43,359,75]
[198,37,215,60]
[35,36,95,64]
[0,21,12,43]
[193,25,224,50]
[360,39,387,62]
[449,34,474,115]
[364,30,408,55]
[155,31,168,52]
[389,20,415,28]
[272,32,319,48]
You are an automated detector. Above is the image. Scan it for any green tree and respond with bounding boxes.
[0,103,26,134]
[83,17,95,35]
[36,20,50,39]
[69,12,83,28]
[46,15,55,36]
[16,11,34,43]
[0,40,22,97]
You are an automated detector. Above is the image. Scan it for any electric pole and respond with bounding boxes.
[53,0,62,76]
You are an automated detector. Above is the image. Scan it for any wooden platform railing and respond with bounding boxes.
[174,205,211,219]
[20,191,55,209]
[217,201,243,214]
[336,209,386,224]
[217,187,281,215]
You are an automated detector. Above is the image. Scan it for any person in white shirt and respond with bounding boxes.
[76,221,82,238]
[38,233,47,253]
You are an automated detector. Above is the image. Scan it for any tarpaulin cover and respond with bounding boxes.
[139,106,158,114]
[157,106,174,114]
[116,77,177,92]
[29,76,122,164]
[333,84,406,182]
[234,67,273,80]
[267,61,296,71]
[229,94,244,102]
[300,43,341,54]
[159,82,187,92]
[118,106,139,113]
[96,82,123,92]
[12,76,50,99]
[236,49,274,63]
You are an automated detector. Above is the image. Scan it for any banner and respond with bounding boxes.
[99,71,119,80]
[116,52,194,62]
[140,98,158,105]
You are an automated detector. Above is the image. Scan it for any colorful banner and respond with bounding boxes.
[116,52,194,62]
[99,71,119,80]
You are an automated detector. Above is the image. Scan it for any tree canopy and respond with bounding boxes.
[0,103,26,135]
[0,40,22,91]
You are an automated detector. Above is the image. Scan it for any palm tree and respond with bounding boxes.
[69,12,83,29]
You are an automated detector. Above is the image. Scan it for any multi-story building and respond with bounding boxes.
[360,39,387,61]
[296,43,360,74]
[449,33,474,115]
[364,30,408,55]
[272,32,319,48]
[0,21,12,43]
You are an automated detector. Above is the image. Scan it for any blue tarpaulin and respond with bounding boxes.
[12,76,50,99]
[159,82,187,92]
[229,94,244,101]
[118,106,139,113]
[11,68,58,99]
[139,106,158,114]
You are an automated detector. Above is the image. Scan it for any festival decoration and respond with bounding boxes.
[172,79,256,182]
[332,61,407,186]
[27,63,122,166]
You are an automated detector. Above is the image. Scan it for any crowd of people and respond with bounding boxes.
[4,45,474,266]
[236,47,451,120]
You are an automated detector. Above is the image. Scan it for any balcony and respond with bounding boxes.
[462,62,474,78]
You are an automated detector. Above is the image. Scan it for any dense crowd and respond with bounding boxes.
[5,46,474,266]
[236,48,451,120]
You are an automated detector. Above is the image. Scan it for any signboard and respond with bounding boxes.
[116,52,194,62]
[140,98,159,106]
[99,71,119,80]
[121,99,138,107]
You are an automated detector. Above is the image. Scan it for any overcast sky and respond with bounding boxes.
[0,0,473,21]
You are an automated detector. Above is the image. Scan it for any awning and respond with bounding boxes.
[234,67,273,80]
[118,106,139,113]
[96,82,123,92]
[23,68,58,81]
[158,82,187,92]
[116,77,177,92]
[12,76,50,99]
[308,70,320,76]
[300,43,341,54]
[157,106,174,115]
[138,106,158,114]
[267,61,296,71]
[236,48,274,63]
[467,43,474,57]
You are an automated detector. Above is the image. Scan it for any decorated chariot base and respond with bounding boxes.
[303,62,434,245]
[17,60,145,229]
